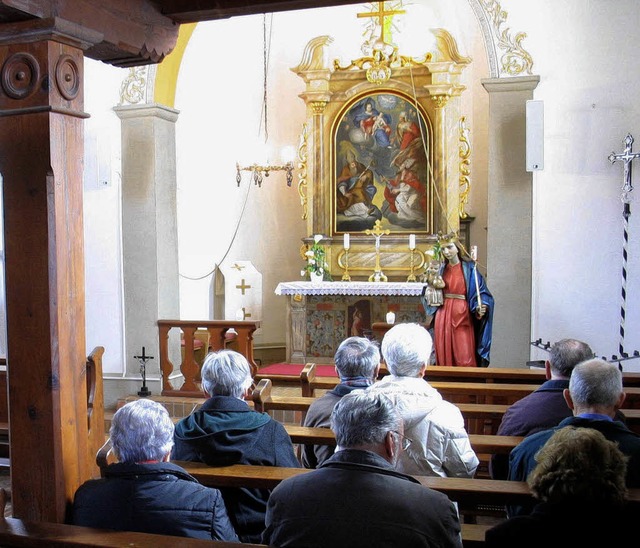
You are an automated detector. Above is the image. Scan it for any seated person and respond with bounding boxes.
[263,391,463,547]
[302,336,380,468]
[490,338,594,479]
[172,349,299,543]
[368,322,478,477]
[487,427,634,547]
[71,399,237,541]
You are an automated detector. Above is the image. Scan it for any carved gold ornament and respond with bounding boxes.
[459,116,471,219]
[119,66,147,105]
[480,0,533,76]
[297,124,309,220]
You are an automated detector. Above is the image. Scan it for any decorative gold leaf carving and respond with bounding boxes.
[459,116,471,219]
[480,0,533,76]
[297,124,309,220]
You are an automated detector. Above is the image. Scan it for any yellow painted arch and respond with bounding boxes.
[153,23,197,107]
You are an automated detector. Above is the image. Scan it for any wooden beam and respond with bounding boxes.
[155,0,365,24]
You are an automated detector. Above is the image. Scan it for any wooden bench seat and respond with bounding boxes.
[0,517,266,547]
[172,461,640,508]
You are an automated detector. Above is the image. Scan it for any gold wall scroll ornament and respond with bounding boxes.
[297,124,309,220]
[459,116,471,219]
[119,66,147,105]
[479,0,534,76]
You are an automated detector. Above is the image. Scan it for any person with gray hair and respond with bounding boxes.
[508,358,640,515]
[263,391,463,548]
[71,399,238,541]
[172,349,299,543]
[367,323,479,477]
[302,336,380,468]
[491,338,595,479]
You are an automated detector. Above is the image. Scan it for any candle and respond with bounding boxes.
[386,311,396,324]
[409,234,416,250]
[344,233,350,250]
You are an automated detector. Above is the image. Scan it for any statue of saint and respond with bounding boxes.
[421,236,494,367]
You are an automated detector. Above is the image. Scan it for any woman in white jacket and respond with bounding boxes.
[368,322,479,477]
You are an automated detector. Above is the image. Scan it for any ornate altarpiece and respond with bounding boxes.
[292,29,471,280]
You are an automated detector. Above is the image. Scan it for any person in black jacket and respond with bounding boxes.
[71,399,238,541]
[172,349,299,543]
[263,390,463,548]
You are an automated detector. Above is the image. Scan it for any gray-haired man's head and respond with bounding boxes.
[334,337,380,380]
[381,323,432,377]
[110,399,174,464]
[549,339,594,378]
[201,350,253,399]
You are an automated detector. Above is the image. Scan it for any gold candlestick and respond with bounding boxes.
[342,248,351,281]
[407,248,417,282]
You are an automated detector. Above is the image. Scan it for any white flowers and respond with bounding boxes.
[314,234,323,244]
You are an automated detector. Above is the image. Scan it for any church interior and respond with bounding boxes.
[0,0,638,537]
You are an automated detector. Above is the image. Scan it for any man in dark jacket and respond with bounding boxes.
[71,399,237,541]
[263,391,463,548]
[172,349,299,543]
[490,338,594,479]
[302,336,380,468]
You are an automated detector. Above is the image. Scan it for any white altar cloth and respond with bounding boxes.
[275,281,427,296]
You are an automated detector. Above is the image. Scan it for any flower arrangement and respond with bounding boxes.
[301,234,332,281]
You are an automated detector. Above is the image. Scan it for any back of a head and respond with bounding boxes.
[110,399,174,464]
[569,358,622,408]
[334,337,380,379]
[381,323,432,377]
[201,349,252,398]
[528,426,627,506]
[330,391,400,449]
[549,338,594,377]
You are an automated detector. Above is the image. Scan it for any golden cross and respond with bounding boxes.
[231,263,245,271]
[242,307,252,319]
[236,279,252,295]
[365,220,390,250]
[357,1,405,43]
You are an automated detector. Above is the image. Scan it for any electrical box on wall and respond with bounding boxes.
[526,100,544,171]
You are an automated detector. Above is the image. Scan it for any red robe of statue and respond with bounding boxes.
[434,262,477,366]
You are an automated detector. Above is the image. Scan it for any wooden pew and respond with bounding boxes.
[300,362,640,396]
[299,365,640,408]
[253,378,640,435]
[281,424,522,455]
[172,461,640,509]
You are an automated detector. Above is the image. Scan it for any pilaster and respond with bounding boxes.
[114,103,181,383]
[482,75,540,366]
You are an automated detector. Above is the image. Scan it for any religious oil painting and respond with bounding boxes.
[347,299,372,339]
[334,92,432,234]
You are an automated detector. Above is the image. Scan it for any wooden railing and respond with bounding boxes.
[158,320,260,397]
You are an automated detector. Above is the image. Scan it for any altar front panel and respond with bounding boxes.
[276,282,429,363]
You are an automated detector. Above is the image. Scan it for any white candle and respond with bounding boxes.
[344,233,350,250]
[409,234,416,250]
[386,311,396,324]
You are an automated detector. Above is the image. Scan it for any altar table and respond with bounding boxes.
[275,281,430,363]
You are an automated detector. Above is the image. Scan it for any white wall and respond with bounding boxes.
[83,60,127,375]
[508,0,640,369]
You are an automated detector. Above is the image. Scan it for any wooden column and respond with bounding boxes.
[0,38,91,521]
